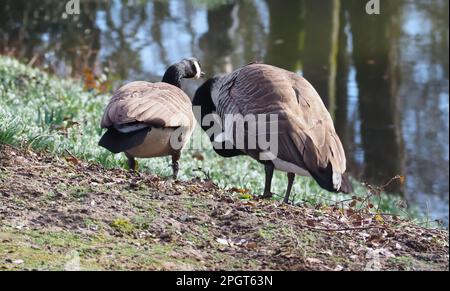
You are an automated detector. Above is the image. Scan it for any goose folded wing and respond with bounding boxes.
[216,64,346,176]
[101,82,193,130]
[214,64,349,191]
[288,73,347,174]
[213,65,289,155]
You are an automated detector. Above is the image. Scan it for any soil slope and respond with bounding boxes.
[0,144,448,271]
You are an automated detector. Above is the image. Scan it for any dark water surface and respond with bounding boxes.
[0,0,448,225]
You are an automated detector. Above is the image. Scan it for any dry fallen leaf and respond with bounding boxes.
[65,156,80,165]
[192,151,204,161]
[306,219,316,227]
[246,242,257,249]
[230,187,251,194]
[375,213,385,224]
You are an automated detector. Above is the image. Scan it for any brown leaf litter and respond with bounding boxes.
[0,144,448,271]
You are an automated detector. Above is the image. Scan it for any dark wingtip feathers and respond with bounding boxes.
[98,127,150,154]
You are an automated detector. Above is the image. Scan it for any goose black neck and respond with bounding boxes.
[193,77,244,158]
[192,78,218,124]
[162,64,185,88]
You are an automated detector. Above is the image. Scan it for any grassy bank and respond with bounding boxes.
[0,56,447,271]
[0,56,408,214]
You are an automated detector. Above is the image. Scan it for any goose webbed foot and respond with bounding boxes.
[260,192,276,199]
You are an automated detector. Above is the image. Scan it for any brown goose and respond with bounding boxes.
[99,58,204,178]
[193,63,352,203]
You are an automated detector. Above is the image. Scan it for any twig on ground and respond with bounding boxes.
[304,225,386,232]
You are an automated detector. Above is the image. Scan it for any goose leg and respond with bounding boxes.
[284,173,295,204]
[171,151,181,179]
[125,153,137,172]
[261,163,275,199]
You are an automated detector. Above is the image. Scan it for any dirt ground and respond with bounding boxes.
[0,143,448,271]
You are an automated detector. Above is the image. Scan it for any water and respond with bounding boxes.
[0,0,448,225]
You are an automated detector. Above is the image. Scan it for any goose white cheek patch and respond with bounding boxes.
[193,61,201,79]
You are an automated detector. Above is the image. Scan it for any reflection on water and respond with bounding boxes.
[0,0,448,225]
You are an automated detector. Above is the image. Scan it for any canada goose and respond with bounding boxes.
[99,58,204,178]
[193,63,353,203]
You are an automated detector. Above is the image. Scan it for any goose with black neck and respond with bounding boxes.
[192,63,353,203]
[99,58,204,179]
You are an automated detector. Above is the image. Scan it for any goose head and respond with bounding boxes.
[162,58,205,88]
[180,58,206,80]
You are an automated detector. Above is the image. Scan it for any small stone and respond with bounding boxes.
[306,257,323,264]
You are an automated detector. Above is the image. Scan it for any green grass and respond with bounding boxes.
[0,228,197,271]
[0,56,408,214]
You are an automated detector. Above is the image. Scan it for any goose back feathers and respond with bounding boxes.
[101,81,194,130]
[201,63,352,193]
[99,81,195,156]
